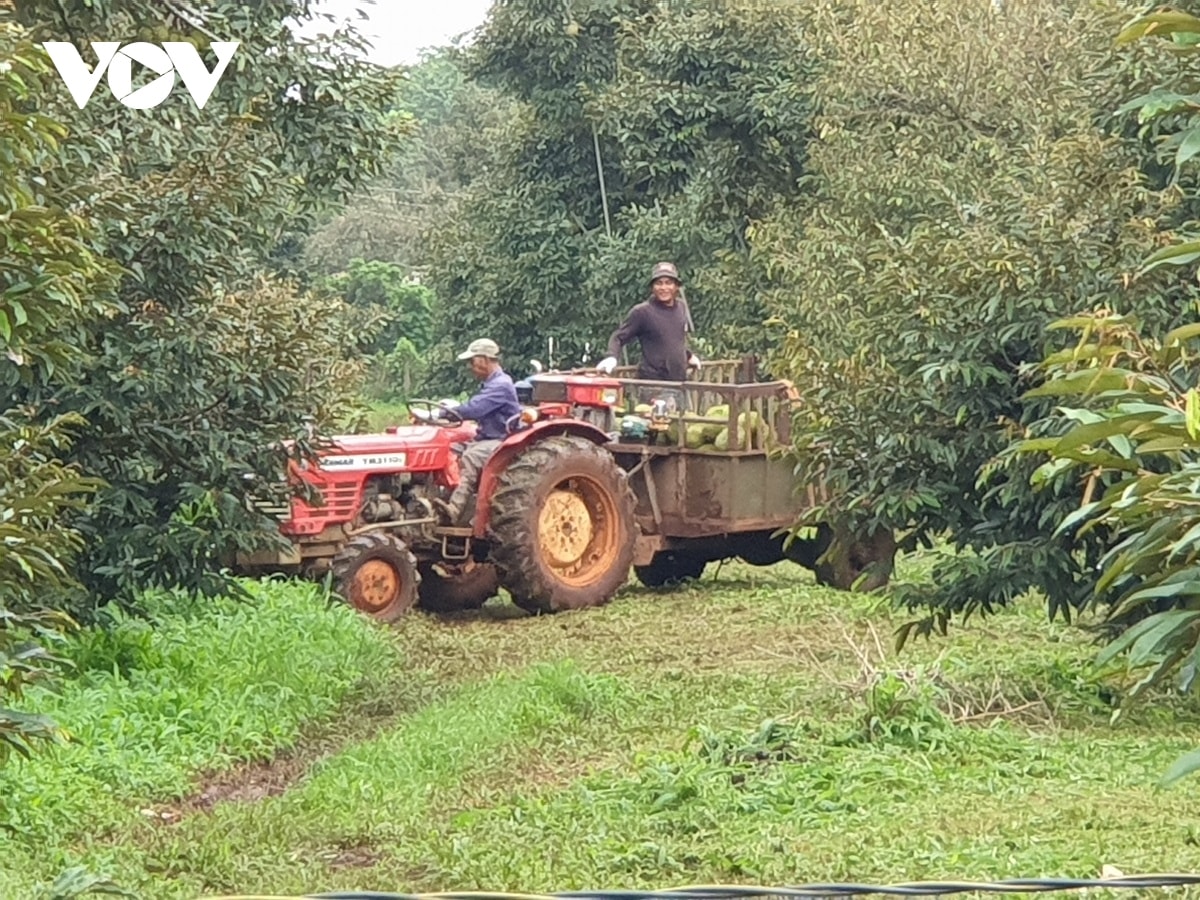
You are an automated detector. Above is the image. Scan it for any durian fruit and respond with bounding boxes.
[700,404,730,443]
[684,423,711,449]
[713,411,773,451]
[665,417,721,449]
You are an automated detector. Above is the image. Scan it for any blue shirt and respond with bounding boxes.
[454,369,521,441]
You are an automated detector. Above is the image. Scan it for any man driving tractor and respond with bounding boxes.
[430,337,521,526]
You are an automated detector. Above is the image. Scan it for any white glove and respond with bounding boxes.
[438,399,461,409]
[687,353,701,369]
[596,356,618,374]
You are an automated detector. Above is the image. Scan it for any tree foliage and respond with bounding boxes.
[754,0,1200,634]
[1010,313,1200,696]
[421,0,817,390]
[6,1,402,610]
[1005,5,1200,784]
[302,49,517,276]
[317,259,438,400]
[0,19,112,762]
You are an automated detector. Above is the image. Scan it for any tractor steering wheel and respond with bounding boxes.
[408,399,464,428]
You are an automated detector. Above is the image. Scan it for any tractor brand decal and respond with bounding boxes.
[319,453,408,472]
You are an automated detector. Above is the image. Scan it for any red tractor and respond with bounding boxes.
[236,374,637,622]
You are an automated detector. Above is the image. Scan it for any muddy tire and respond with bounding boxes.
[488,435,636,613]
[781,527,827,569]
[735,530,787,567]
[813,525,896,592]
[331,533,420,623]
[733,528,828,569]
[634,550,706,587]
[417,560,500,613]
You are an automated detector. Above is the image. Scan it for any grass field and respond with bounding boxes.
[4,549,1200,900]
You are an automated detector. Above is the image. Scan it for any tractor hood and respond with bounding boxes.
[295,424,476,475]
[328,428,471,452]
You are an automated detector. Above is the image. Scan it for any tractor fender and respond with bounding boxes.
[471,419,613,536]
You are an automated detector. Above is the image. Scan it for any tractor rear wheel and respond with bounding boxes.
[417,560,500,613]
[634,550,706,587]
[813,525,896,592]
[488,435,636,613]
[331,533,420,623]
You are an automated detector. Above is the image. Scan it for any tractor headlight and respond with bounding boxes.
[601,388,620,405]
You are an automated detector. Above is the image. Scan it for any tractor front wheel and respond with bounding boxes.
[331,533,420,623]
[488,435,636,613]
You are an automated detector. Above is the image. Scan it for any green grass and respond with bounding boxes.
[0,578,406,895]
[6,550,1200,898]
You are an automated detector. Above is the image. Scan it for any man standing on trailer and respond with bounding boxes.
[596,261,700,381]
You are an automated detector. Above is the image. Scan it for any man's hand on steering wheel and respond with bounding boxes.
[408,399,464,427]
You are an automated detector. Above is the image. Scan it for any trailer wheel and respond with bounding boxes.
[735,528,827,569]
[634,550,707,587]
[814,525,896,592]
[331,533,420,623]
[488,435,636,613]
[417,560,499,613]
[735,530,787,567]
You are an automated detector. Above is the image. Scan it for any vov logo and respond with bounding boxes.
[42,41,240,110]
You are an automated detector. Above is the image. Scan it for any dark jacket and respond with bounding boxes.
[606,296,691,381]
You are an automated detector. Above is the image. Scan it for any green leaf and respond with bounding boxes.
[1117,89,1200,121]
[1053,417,1142,453]
[1137,436,1191,453]
[1167,523,1200,563]
[1165,322,1200,348]
[1188,389,1200,442]
[1177,128,1200,167]
[1140,239,1200,273]
[1161,747,1200,786]
[1052,501,1103,538]
[1107,434,1135,458]
[1024,369,1130,398]
[1124,609,1199,667]
[1116,10,1200,46]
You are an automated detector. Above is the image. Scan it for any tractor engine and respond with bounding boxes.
[263,427,475,553]
[357,473,440,527]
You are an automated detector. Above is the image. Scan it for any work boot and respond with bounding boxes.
[431,498,457,525]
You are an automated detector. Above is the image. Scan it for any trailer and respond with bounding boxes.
[525,358,897,591]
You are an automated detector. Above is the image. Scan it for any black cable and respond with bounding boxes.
[240,873,1200,900]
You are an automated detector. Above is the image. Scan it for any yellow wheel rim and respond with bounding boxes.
[534,477,620,587]
[350,559,401,613]
[539,489,593,567]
